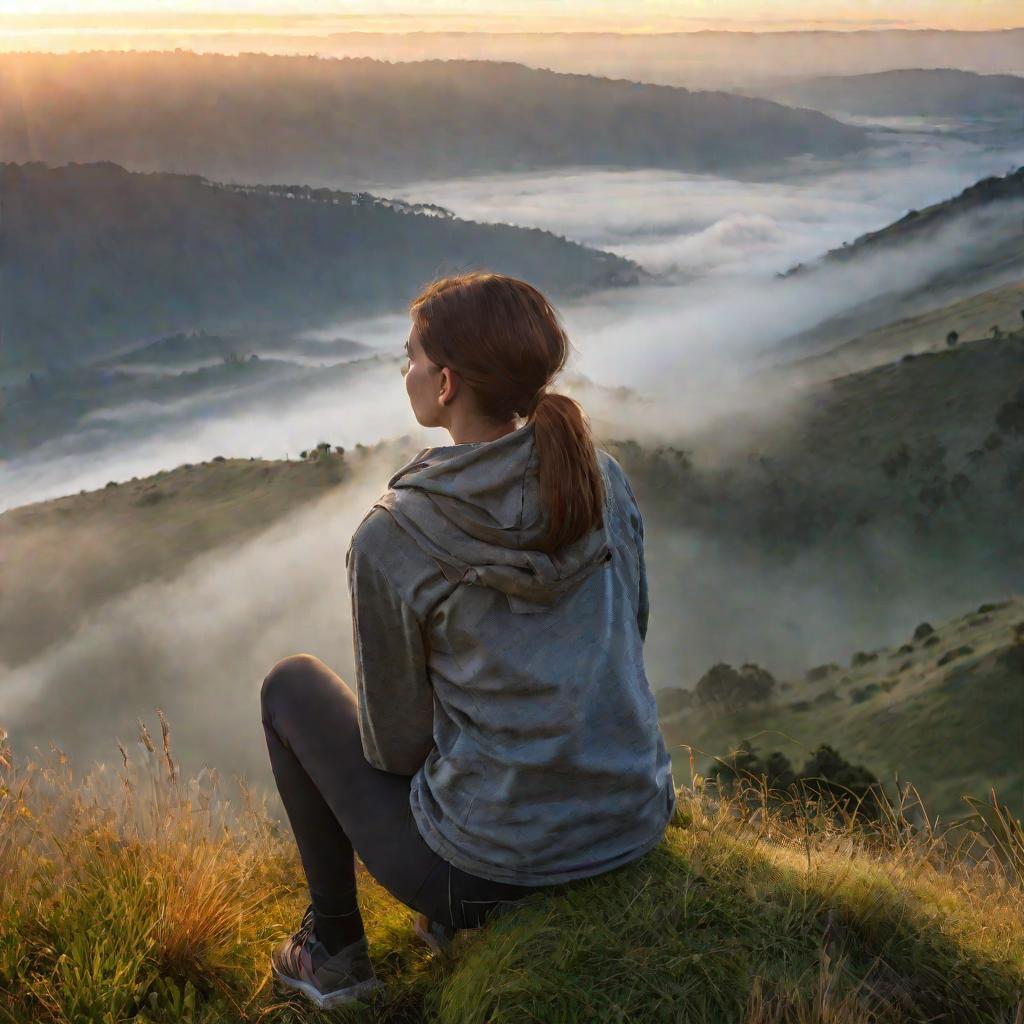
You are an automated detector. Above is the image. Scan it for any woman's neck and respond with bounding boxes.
[446,412,520,445]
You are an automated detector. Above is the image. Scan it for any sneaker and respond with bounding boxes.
[413,913,457,955]
[272,905,381,1009]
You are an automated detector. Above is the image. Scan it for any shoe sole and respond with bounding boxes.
[273,965,381,1009]
[413,916,451,956]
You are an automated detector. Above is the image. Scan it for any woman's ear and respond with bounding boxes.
[438,366,459,407]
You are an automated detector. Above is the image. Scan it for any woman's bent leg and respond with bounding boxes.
[261,653,546,943]
[261,653,444,948]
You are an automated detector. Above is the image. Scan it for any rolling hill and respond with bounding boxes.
[777,166,1024,359]
[779,277,1024,381]
[0,51,868,190]
[0,448,369,669]
[802,166,1024,270]
[98,329,371,370]
[658,596,1024,821]
[622,327,1024,565]
[758,68,1024,118]
[0,348,396,460]
[0,161,640,374]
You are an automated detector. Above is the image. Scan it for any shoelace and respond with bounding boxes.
[293,904,317,948]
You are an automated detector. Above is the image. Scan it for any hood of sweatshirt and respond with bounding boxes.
[374,422,612,611]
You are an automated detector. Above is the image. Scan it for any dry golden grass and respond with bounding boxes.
[1,717,1021,1023]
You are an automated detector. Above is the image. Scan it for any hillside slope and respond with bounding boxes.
[0,51,868,188]
[0,161,640,373]
[623,328,1024,565]
[808,166,1024,268]
[779,278,1024,381]
[777,167,1024,361]
[0,451,361,669]
[659,597,1024,821]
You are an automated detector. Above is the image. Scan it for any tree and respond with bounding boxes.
[301,441,335,461]
[695,662,775,713]
[655,687,692,717]
[709,742,797,794]
[797,744,886,818]
[709,740,887,820]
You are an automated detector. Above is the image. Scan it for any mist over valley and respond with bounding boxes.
[2,43,1023,831]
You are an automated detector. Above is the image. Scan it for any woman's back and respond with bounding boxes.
[263,273,679,1006]
[346,423,676,885]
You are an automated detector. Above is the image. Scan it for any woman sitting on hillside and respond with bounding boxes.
[260,271,677,1009]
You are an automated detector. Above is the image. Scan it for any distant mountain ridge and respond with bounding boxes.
[758,68,1024,117]
[11,24,1023,89]
[100,330,371,369]
[0,161,640,373]
[0,51,868,188]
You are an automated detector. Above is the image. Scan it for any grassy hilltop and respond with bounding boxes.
[1,723,1021,1023]
[658,596,1024,822]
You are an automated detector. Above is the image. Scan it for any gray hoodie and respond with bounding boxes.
[345,422,676,886]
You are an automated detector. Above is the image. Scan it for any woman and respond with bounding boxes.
[260,271,676,1009]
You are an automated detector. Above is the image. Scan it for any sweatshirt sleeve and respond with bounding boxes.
[346,539,435,776]
[617,465,650,644]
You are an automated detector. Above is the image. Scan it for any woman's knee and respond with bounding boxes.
[260,653,326,718]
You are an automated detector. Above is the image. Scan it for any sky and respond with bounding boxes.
[0,0,1021,32]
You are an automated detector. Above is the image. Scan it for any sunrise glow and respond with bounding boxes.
[1,0,1022,33]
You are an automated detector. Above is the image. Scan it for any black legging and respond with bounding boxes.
[261,653,546,947]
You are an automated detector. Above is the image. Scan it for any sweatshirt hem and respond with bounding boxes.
[409,780,677,887]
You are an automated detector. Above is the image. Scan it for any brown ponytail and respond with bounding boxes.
[409,271,605,553]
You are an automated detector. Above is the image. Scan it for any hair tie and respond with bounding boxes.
[526,390,549,417]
